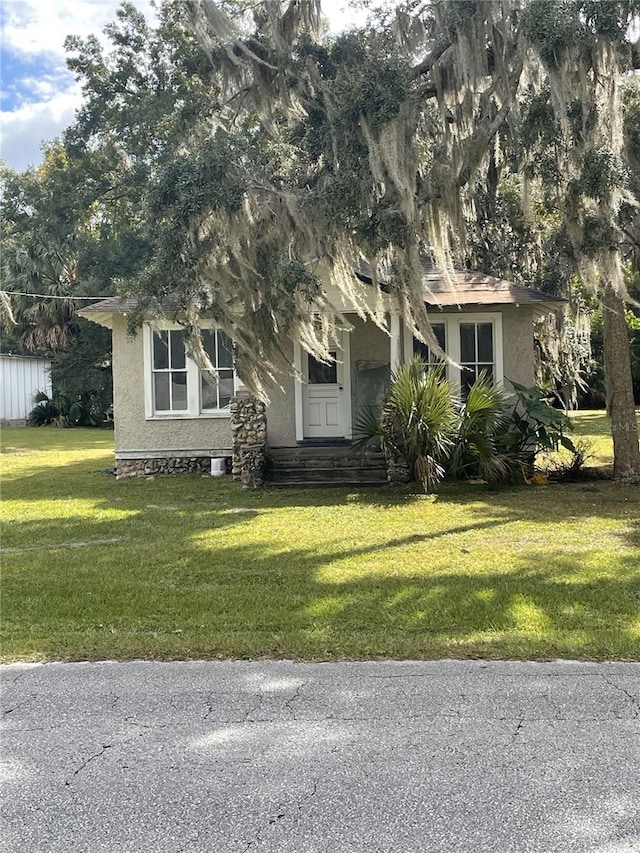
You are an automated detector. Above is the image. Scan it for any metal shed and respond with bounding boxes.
[0,354,52,425]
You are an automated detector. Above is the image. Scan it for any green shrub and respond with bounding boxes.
[27,387,109,428]
[355,360,576,492]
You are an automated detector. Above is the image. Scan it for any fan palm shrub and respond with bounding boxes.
[449,372,516,482]
[355,360,577,491]
[355,357,458,492]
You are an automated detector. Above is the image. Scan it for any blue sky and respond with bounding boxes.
[0,0,360,173]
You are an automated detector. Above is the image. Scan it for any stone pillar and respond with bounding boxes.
[384,452,412,485]
[230,391,268,487]
[240,444,267,489]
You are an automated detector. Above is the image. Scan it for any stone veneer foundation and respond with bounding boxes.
[115,456,221,479]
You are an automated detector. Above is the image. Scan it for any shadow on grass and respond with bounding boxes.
[2,443,638,661]
[3,534,638,661]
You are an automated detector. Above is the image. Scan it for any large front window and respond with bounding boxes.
[413,323,446,370]
[145,326,235,418]
[411,314,502,393]
[459,321,494,395]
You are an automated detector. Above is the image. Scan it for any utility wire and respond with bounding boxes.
[0,291,113,300]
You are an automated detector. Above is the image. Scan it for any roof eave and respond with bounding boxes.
[77,309,116,329]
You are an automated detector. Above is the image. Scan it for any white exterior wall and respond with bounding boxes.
[0,355,52,424]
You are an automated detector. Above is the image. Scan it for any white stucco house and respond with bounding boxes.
[79,259,564,482]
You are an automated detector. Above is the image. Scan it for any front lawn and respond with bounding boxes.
[1,413,638,662]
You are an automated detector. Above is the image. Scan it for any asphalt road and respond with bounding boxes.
[1,659,639,853]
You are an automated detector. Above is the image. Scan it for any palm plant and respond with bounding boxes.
[355,357,458,493]
[1,236,79,353]
[449,372,515,482]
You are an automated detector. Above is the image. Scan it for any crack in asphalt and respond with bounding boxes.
[369,672,436,679]
[203,691,216,722]
[64,744,112,787]
[600,674,640,718]
[239,777,320,852]
[511,718,525,742]
[283,682,306,720]
[123,716,169,731]
[2,700,28,717]
[243,691,264,723]
[6,671,29,686]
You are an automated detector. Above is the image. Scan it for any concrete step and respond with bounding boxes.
[268,479,388,489]
[270,467,387,483]
[270,459,385,471]
[268,445,387,487]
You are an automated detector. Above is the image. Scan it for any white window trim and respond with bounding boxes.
[403,312,504,390]
[143,323,236,420]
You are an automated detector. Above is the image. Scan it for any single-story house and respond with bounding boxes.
[79,258,564,482]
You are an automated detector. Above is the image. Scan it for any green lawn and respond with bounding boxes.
[1,413,639,662]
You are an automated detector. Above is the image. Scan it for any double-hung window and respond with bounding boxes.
[409,313,502,394]
[145,325,236,418]
[152,329,188,412]
[201,329,235,411]
[413,322,446,371]
[459,321,495,395]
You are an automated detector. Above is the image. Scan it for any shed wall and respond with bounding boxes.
[0,355,52,424]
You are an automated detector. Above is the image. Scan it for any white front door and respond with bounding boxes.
[293,329,352,442]
[302,344,347,439]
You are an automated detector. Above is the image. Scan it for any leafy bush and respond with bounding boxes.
[27,387,109,428]
[355,359,576,492]
[27,391,65,427]
[448,374,515,482]
[496,381,575,459]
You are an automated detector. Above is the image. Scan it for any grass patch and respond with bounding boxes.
[1,417,639,662]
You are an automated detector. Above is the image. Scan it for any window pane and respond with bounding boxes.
[308,353,337,384]
[433,323,446,351]
[219,372,234,408]
[217,331,233,368]
[154,373,170,410]
[170,330,186,370]
[461,366,477,397]
[460,324,476,363]
[477,323,493,362]
[413,323,446,361]
[202,329,216,361]
[201,373,218,410]
[413,339,430,362]
[153,330,169,370]
[171,372,188,410]
[477,366,494,384]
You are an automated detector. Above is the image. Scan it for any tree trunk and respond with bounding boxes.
[601,283,640,480]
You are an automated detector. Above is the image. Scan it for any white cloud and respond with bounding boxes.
[0,1,155,170]
[0,85,81,170]
[0,0,362,171]
[1,0,156,58]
